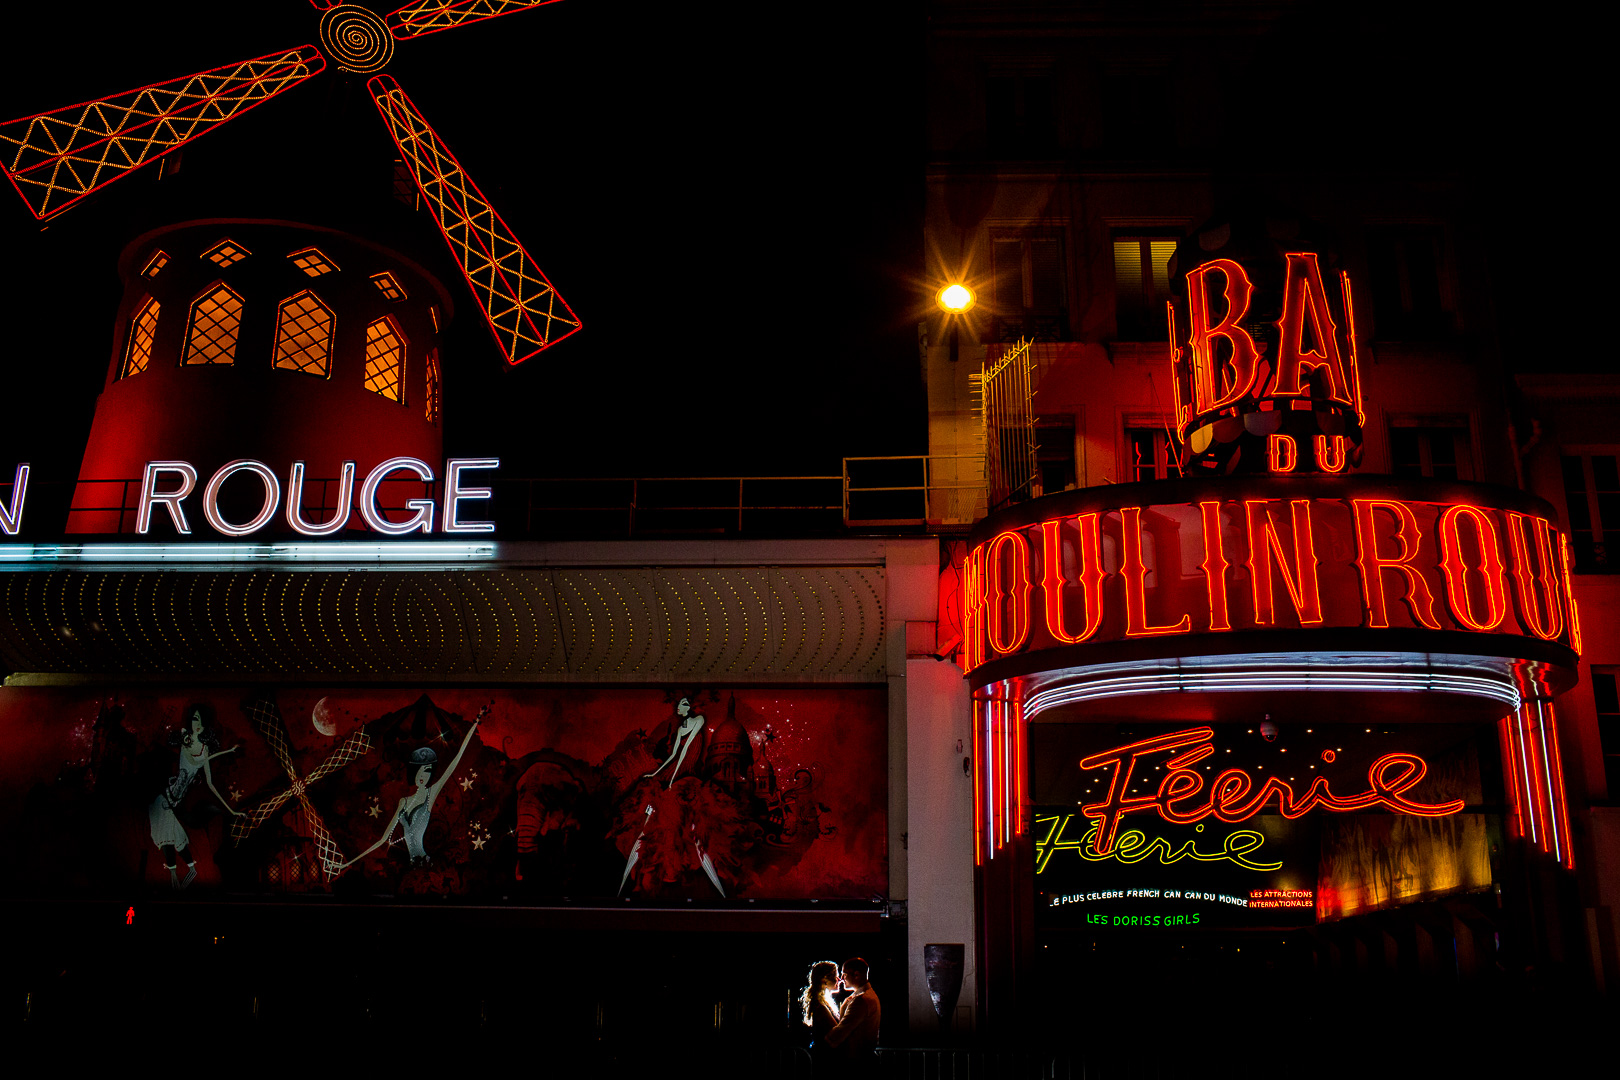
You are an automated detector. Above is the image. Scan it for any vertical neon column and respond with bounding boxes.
[974,692,1027,864]
[1499,698,1574,869]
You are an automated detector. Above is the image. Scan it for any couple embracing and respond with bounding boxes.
[802,957,881,1071]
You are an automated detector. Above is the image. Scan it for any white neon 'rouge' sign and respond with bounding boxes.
[136,457,498,537]
[1,463,31,535]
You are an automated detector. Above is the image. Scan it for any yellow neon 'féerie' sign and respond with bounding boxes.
[1034,813,1283,873]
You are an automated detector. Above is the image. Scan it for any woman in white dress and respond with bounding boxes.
[340,708,483,871]
[149,705,242,889]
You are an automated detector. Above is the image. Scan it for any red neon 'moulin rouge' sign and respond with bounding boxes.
[1078,726,1463,856]
[961,479,1581,675]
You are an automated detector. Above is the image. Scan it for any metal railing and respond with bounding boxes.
[4,460,994,541]
[501,475,845,537]
[843,455,986,528]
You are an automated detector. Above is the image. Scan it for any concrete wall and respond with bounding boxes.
[903,655,977,1037]
[878,535,982,1037]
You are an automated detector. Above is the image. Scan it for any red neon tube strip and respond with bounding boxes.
[983,698,992,861]
[1535,700,1566,866]
[1001,700,1011,847]
[997,705,1010,848]
[1519,706,1543,848]
[1015,696,1027,836]
[1543,701,1575,869]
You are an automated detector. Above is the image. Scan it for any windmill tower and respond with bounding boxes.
[68,220,456,532]
[1,2,582,534]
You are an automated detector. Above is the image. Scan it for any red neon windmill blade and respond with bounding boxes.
[369,75,580,365]
[1,0,579,362]
[386,0,568,41]
[0,46,325,220]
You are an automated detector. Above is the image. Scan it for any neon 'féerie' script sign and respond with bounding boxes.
[1077,726,1464,857]
[0,457,499,538]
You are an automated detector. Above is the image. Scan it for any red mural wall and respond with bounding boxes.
[0,686,887,902]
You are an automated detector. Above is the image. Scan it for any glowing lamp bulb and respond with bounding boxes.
[937,284,975,313]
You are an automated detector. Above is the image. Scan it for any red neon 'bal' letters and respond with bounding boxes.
[1186,259,1260,415]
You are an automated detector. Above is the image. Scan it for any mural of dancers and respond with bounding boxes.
[617,696,735,897]
[340,707,485,871]
[148,705,241,889]
[0,686,888,904]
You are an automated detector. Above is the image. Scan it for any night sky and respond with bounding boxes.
[0,2,928,483]
[0,3,1590,492]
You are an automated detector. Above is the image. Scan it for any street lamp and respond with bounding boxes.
[937,283,975,313]
[936,283,975,362]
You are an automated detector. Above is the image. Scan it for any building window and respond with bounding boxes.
[1594,669,1620,800]
[1562,452,1620,572]
[121,296,160,378]
[273,291,335,377]
[1102,62,1171,150]
[141,251,168,278]
[289,247,339,277]
[1367,225,1452,340]
[371,272,406,302]
[424,348,441,424]
[1035,416,1076,494]
[1125,424,1179,482]
[986,74,1055,157]
[202,238,250,268]
[183,284,244,366]
[363,317,406,402]
[1113,235,1178,341]
[1389,422,1472,481]
[991,232,1066,342]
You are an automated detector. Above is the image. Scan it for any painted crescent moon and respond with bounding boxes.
[312,697,336,737]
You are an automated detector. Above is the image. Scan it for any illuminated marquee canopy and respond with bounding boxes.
[962,474,1581,693]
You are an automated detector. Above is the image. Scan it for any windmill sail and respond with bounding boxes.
[0,46,325,220]
[387,0,565,40]
[368,74,580,365]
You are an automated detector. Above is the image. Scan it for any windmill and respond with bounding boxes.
[0,1,579,367]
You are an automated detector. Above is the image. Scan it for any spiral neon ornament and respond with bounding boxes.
[320,6,396,73]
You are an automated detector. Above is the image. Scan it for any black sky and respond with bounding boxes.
[0,2,928,483]
[0,3,1592,489]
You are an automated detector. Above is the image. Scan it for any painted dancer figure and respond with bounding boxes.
[148,705,241,889]
[341,708,483,870]
[617,697,729,897]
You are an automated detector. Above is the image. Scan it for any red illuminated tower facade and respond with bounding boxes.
[69,220,453,533]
